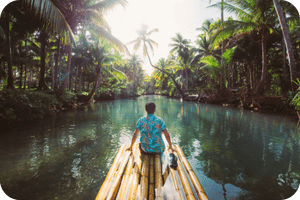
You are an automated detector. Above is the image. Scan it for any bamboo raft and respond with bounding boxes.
[95,143,208,200]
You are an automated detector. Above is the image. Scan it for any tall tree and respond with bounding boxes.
[208,0,226,89]
[169,33,192,90]
[127,54,143,93]
[21,0,75,91]
[22,0,129,95]
[210,0,278,95]
[4,8,14,89]
[152,58,170,91]
[36,29,50,90]
[272,0,297,91]
[127,24,186,97]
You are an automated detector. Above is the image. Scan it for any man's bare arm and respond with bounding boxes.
[162,129,175,151]
[127,129,139,151]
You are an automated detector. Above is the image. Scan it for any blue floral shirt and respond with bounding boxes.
[136,114,166,153]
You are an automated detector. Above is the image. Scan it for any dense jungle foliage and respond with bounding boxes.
[0,0,300,126]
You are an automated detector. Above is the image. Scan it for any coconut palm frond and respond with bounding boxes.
[0,26,5,40]
[133,40,142,52]
[222,46,237,64]
[85,10,111,32]
[102,65,126,81]
[200,55,219,67]
[90,0,128,11]
[148,28,159,35]
[146,41,155,57]
[90,25,129,55]
[148,39,158,47]
[208,1,250,19]
[22,0,74,41]
[110,66,128,80]
[126,38,140,46]
[210,19,256,48]
[225,32,249,48]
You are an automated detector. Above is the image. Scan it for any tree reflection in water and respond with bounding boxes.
[0,96,299,200]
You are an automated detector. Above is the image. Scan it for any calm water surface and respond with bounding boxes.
[0,95,299,200]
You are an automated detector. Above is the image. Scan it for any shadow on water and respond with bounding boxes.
[0,96,299,200]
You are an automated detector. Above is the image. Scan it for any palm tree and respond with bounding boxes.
[191,19,220,89]
[208,0,226,89]
[3,6,14,89]
[127,24,186,97]
[73,35,127,101]
[152,58,170,92]
[210,0,278,95]
[21,0,129,95]
[127,54,143,93]
[169,33,192,91]
[56,0,129,97]
[272,0,297,91]
[1,1,51,90]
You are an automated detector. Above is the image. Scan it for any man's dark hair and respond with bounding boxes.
[145,102,156,114]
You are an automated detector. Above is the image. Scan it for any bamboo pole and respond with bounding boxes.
[176,145,208,200]
[95,145,126,200]
[154,154,163,200]
[163,166,170,185]
[128,143,142,199]
[106,148,131,200]
[165,148,184,200]
[149,155,155,200]
[175,151,196,200]
[139,154,150,200]
[118,145,137,199]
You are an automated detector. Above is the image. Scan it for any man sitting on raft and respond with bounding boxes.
[127,102,175,154]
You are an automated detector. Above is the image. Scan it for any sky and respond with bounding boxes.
[105,0,225,75]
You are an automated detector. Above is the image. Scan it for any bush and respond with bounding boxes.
[94,87,115,101]
[291,79,300,111]
[59,91,77,103]
[0,89,61,122]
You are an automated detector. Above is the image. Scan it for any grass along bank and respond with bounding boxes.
[0,89,77,130]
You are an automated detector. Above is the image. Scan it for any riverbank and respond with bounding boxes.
[0,89,76,131]
[182,94,299,122]
[1,89,299,132]
[0,89,140,131]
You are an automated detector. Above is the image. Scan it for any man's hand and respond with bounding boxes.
[168,145,176,152]
[127,129,139,152]
[126,146,133,152]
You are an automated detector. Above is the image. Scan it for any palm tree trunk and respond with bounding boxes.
[255,26,268,95]
[37,29,49,91]
[75,66,78,92]
[57,44,72,97]
[24,65,27,89]
[24,41,27,89]
[19,64,23,89]
[281,37,289,95]
[69,72,73,91]
[273,0,297,91]
[28,69,32,89]
[54,36,61,90]
[220,0,225,90]
[79,67,82,91]
[146,50,186,97]
[86,64,101,100]
[5,11,14,89]
[51,61,54,90]
[185,67,188,91]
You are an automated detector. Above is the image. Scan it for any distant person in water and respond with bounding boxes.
[127,102,175,154]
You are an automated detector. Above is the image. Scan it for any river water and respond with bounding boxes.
[0,95,299,200]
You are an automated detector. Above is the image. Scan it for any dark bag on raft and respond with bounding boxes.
[169,153,178,169]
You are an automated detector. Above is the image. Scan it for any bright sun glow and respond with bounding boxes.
[105,0,222,75]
